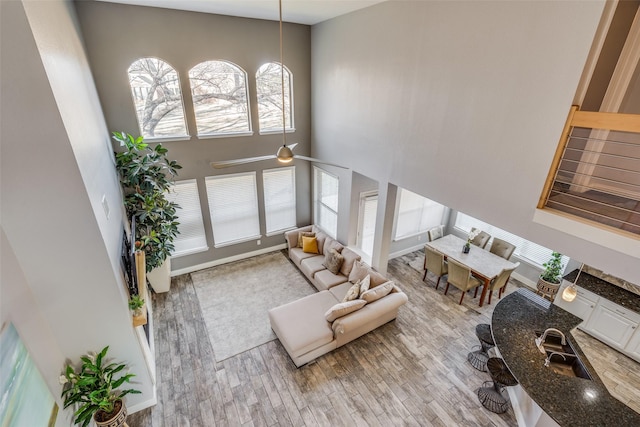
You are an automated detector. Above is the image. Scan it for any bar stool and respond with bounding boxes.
[467,324,495,372]
[477,357,518,414]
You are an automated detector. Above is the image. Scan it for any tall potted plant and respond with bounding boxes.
[113,131,182,292]
[537,251,565,300]
[60,346,140,427]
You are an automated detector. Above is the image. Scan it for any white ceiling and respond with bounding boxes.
[94,0,387,25]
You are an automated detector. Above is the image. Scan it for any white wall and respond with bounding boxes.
[0,0,154,413]
[311,1,640,284]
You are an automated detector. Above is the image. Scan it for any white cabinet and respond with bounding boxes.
[626,328,640,360]
[554,281,599,327]
[584,299,640,349]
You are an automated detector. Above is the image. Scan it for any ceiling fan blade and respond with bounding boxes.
[287,142,298,151]
[294,155,349,169]
[210,155,277,169]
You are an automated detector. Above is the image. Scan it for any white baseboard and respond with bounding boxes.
[128,394,157,414]
[170,244,287,276]
[389,243,425,259]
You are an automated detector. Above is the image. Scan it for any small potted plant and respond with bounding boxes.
[464,229,480,253]
[129,294,145,317]
[537,251,565,300]
[60,346,141,427]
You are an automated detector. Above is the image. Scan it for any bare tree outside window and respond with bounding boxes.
[127,58,188,138]
[256,63,293,132]
[189,61,251,135]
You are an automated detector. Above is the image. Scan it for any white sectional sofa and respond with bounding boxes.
[268,225,408,367]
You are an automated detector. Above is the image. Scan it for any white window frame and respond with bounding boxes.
[256,62,295,134]
[454,212,570,269]
[393,188,446,241]
[263,166,297,236]
[127,57,189,140]
[188,60,252,138]
[165,179,208,258]
[313,167,339,238]
[356,191,378,257]
[205,172,261,248]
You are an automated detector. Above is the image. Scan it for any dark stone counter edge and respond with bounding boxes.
[563,270,640,314]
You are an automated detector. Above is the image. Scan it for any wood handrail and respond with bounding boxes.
[572,110,640,133]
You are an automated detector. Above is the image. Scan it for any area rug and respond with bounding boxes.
[191,251,316,362]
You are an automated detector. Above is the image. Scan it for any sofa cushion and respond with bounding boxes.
[302,236,319,254]
[322,248,344,275]
[329,282,353,301]
[314,269,349,291]
[361,281,394,303]
[323,237,344,255]
[300,255,326,279]
[325,299,367,322]
[315,232,328,255]
[289,247,318,267]
[369,269,388,287]
[340,248,361,277]
[348,260,370,284]
[269,291,337,358]
[298,231,315,248]
[342,282,361,302]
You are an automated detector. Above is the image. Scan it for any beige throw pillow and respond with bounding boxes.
[324,238,344,255]
[348,260,370,284]
[325,299,367,322]
[298,231,315,248]
[322,248,344,275]
[360,281,394,303]
[340,248,362,277]
[342,282,361,302]
[358,274,371,295]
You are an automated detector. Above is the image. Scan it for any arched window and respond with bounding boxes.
[188,61,251,136]
[127,58,188,138]
[256,62,294,133]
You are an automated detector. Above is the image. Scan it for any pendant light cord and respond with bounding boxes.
[279,0,287,147]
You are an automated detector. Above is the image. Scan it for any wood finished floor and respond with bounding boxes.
[128,250,640,426]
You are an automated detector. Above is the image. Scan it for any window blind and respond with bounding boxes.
[314,167,339,238]
[359,194,378,256]
[166,180,208,257]
[394,189,446,240]
[263,166,296,234]
[455,212,570,269]
[205,172,260,247]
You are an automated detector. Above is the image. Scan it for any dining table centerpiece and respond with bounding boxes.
[463,229,480,253]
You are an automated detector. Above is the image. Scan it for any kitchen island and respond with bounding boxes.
[492,288,640,426]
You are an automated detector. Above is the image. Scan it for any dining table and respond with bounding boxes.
[425,234,518,307]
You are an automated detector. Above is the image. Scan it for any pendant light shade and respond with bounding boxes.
[562,263,584,302]
[277,145,294,163]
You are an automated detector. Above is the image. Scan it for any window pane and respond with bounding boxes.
[455,212,570,268]
[127,58,188,138]
[205,173,260,247]
[314,167,339,238]
[394,189,445,239]
[166,180,208,257]
[359,195,377,256]
[189,61,251,135]
[256,62,293,132]
[263,167,296,234]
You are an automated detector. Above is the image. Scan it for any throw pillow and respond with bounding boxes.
[342,282,361,302]
[325,299,367,322]
[302,236,319,254]
[358,274,371,295]
[322,248,344,275]
[369,269,388,287]
[361,281,394,303]
[340,248,362,277]
[297,231,315,248]
[324,238,344,255]
[348,260,370,284]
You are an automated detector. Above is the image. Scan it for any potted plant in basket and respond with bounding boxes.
[537,251,565,300]
[113,131,182,293]
[60,346,140,427]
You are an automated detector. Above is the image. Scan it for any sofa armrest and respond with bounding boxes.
[331,292,408,337]
[284,225,313,251]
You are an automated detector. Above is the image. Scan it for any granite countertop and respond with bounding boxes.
[563,270,640,314]
[492,289,640,426]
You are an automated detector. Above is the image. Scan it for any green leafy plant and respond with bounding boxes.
[128,294,145,311]
[113,131,182,272]
[60,346,141,427]
[541,251,565,284]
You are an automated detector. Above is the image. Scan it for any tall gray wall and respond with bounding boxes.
[310,1,640,284]
[74,1,312,272]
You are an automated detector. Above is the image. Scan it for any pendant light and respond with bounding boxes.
[562,263,584,302]
[276,0,292,164]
